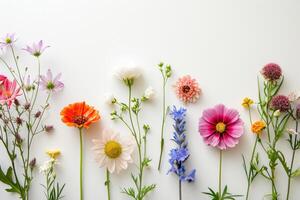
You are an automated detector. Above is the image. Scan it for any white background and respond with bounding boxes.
[1,0,300,199]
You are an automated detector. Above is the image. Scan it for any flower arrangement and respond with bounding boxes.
[168,106,196,200]
[40,149,65,200]
[156,62,172,170]
[242,63,300,199]
[0,33,63,200]
[199,104,244,199]
[109,66,156,199]
[60,102,100,200]
[92,128,135,200]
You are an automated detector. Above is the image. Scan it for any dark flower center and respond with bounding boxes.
[47,82,55,90]
[5,38,11,44]
[33,51,41,57]
[73,116,87,125]
[182,85,190,93]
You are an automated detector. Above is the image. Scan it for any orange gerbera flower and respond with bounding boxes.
[60,102,100,129]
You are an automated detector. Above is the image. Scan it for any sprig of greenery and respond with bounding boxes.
[203,186,242,200]
[157,62,172,171]
[111,83,155,200]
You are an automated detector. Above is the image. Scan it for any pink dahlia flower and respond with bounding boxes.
[0,79,21,107]
[174,75,201,103]
[199,104,244,150]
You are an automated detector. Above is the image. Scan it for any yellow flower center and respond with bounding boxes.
[105,141,122,159]
[216,122,226,133]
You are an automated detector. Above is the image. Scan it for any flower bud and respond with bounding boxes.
[14,99,20,107]
[29,158,36,169]
[16,117,23,125]
[24,103,30,110]
[44,125,54,133]
[34,111,41,118]
[15,133,23,145]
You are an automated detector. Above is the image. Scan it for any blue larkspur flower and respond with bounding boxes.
[168,106,196,183]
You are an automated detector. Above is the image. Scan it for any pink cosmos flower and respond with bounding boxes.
[199,104,244,150]
[0,79,21,107]
[0,33,16,48]
[40,69,64,93]
[174,75,201,104]
[23,40,49,57]
[0,75,7,85]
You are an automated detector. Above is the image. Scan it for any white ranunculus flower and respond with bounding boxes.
[114,66,142,83]
[287,128,299,135]
[104,93,116,105]
[143,86,155,101]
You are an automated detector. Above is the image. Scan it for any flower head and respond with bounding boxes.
[270,95,290,112]
[287,128,299,136]
[46,149,61,160]
[242,97,254,109]
[0,33,16,49]
[288,91,300,102]
[174,75,201,104]
[0,79,22,107]
[60,102,100,129]
[40,69,64,93]
[114,66,141,86]
[141,86,155,101]
[199,104,244,150]
[0,75,7,85]
[23,40,49,57]
[251,120,266,135]
[92,129,135,173]
[168,106,196,182]
[261,63,282,81]
[104,93,116,105]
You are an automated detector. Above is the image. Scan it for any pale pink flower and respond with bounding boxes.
[199,104,244,150]
[0,33,16,49]
[0,79,22,107]
[23,40,49,57]
[174,75,201,103]
[40,69,64,93]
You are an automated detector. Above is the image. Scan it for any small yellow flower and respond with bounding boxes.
[242,97,254,108]
[251,121,266,135]
[46,149,61,160]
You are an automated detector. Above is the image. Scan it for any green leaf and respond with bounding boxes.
[0,166,22,195]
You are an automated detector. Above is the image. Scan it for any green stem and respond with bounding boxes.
[286,121,298,200]
[245,136,258,200]
[219,150,222,199]
[106,169,111,200]
[79,128,84,200]
[179,179,182,200]
[158,80,167,171]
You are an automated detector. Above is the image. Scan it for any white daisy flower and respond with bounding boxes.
[114,66,142,86]
[92,129,135,174]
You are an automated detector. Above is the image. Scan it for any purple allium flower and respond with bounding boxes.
[23,40,49,57]
[40,69,64,93]
[270,95,290,112]
[168,106,196,184]
[296,104,300,119]
[261,63,282,81]
[0,33,16,48]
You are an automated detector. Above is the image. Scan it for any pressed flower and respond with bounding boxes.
[46,149,61,160]
[61,102,100,200]
[261,63,282,81]
[60,102,100,129]
[93,129,135,173]
[0,79,21,107]
[251,120,266,134]
[199,104,244,150]
[242,97,254,108]
[174,75,201,104]
[114,66,141,86]
[23,40,49,57]
[270,95,290,112]
[40,69,64,93]
[0,33,16,48]
[141,86,155,101]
